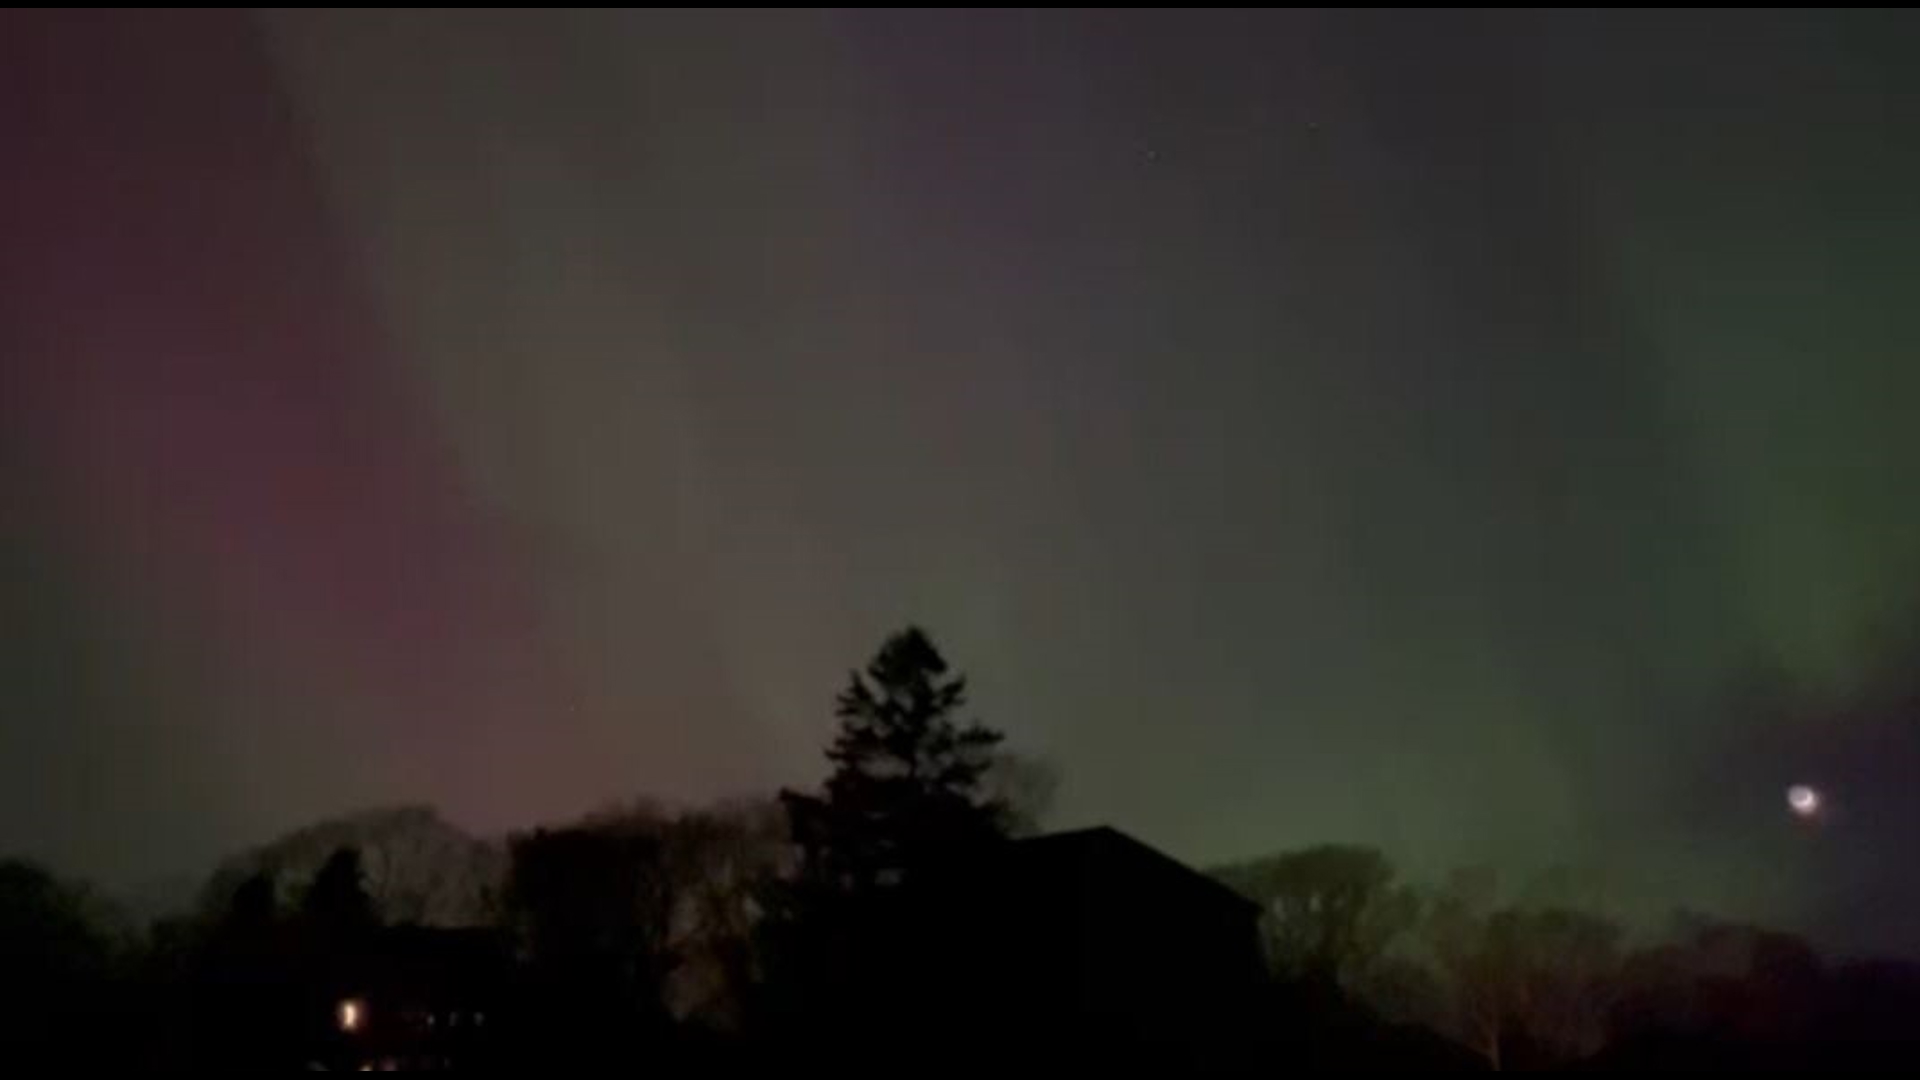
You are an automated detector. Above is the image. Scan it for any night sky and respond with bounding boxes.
[5,10,1920,951]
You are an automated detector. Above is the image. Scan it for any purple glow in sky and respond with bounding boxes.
[7,11,1920,956]
[1,11,585,868]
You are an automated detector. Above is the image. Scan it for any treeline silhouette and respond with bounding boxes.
[4,627,1919,1070]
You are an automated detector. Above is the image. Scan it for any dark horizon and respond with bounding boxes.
[8,627,1917,1071]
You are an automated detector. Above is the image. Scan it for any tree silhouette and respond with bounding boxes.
[782,626,1006,891]
[653,800,790,1029]
[756,629,1008,1046]
[504,824,675,1061]
[224,871,279,934]
[542,799,792,1032]
[0,857,115,983]
[982,752,1061,838]
[200,806,503,928]
[0,861,123,1065]
[1416,870,1624,1070]
[1215,844,1415,983]
[301,847,377,940]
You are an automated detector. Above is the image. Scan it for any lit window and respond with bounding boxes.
[338,998,366,1033]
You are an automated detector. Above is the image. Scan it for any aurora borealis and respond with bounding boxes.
[5,10,1920,951]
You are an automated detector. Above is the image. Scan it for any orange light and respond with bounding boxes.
[339,998,365,1033]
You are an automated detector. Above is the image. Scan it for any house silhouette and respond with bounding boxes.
[893,826,1265,1064]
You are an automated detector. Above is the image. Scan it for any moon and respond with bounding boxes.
[1787,784,1821,817]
